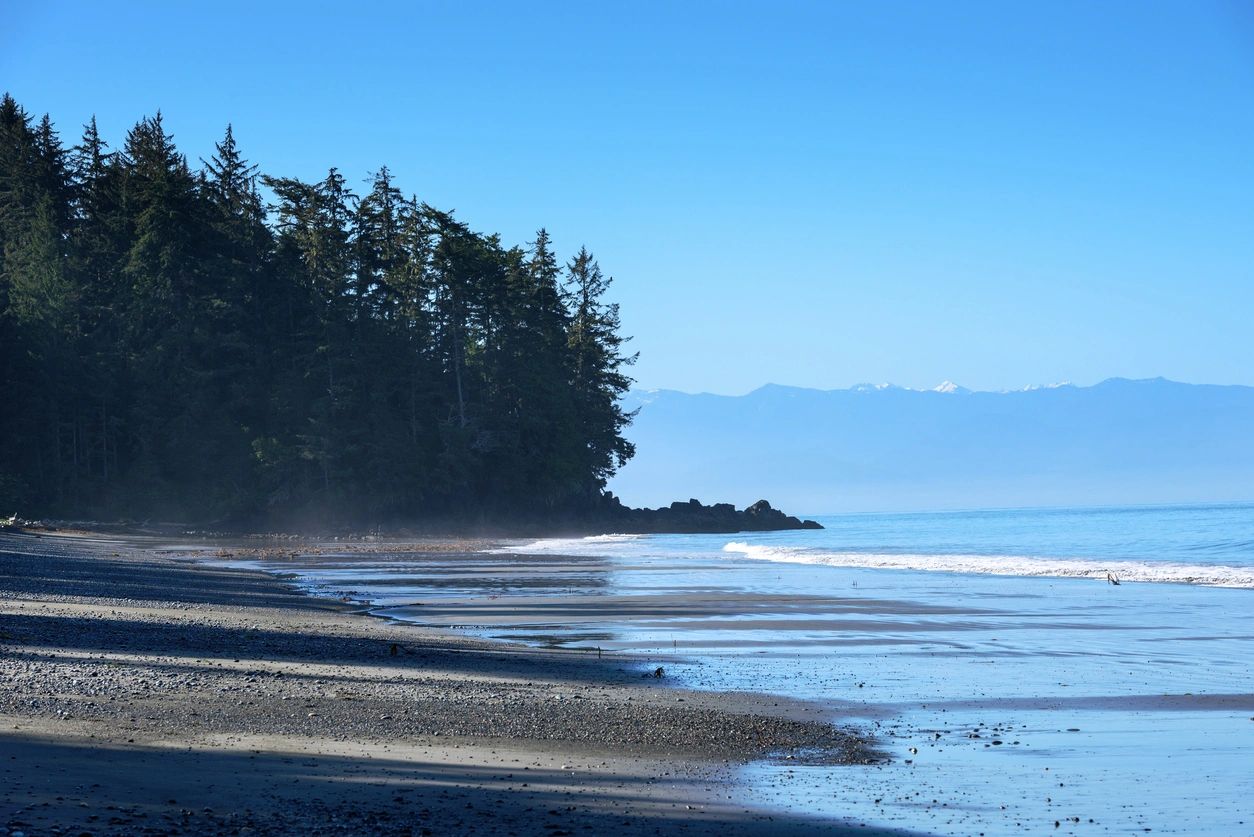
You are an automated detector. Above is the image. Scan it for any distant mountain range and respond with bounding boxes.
[608,378,1254,513]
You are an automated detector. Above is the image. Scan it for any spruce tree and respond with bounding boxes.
[69,117,134,498]
[0,99,79,508]
[566,247,637,499]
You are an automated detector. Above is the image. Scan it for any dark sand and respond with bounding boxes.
[0,529,906,836]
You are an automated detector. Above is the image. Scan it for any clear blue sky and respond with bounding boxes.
[5,1,1252,394]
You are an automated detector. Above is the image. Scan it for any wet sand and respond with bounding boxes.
[253,534,1254,834]
[0,529,898,837]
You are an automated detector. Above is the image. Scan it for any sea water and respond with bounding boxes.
[218,503,1254,835]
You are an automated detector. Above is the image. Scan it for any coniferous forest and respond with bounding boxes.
[0,95,638,526]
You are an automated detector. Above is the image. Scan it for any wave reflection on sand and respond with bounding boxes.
[223,504,1254,835]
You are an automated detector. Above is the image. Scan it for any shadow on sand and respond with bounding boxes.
[1,732,916,837]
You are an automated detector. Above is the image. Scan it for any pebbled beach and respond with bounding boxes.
[0,529,892,837]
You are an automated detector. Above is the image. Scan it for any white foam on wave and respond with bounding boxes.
[722,542,1254,588]
[491,533,644,555]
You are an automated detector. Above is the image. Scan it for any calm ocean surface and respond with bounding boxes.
[215,503,1254,835]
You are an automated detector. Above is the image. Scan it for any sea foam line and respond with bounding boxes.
[491,533,645,554]
[721,542,1254,588]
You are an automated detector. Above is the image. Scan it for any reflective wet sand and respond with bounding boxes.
[223,539,1254,835]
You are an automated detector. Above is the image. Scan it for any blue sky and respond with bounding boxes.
[5,1,1252,394]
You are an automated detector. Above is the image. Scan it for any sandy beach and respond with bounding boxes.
[0,528,895,837]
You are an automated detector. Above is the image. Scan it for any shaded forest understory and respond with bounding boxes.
[1,95,642,527]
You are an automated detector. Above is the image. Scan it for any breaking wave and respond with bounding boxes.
[492,533,645,555]
[721,542,1254,588]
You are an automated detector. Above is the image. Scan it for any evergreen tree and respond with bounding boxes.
[117,112,253,516]
[69,116,130,496]
[0,98,78,508]
[355,167,405,320]
[566,247,637,498]
[263,169,360,505]
[501,229,582,510]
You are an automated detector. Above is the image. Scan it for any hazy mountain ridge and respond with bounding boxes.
[610,378,1254,513]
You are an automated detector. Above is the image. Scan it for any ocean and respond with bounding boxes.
[213,503,1254,835]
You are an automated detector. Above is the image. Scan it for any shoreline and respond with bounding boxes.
[241,522,1254,834]
[0,528,899,836]
[1,493,824,541]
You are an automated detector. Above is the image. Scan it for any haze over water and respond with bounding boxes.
[222,503,1254,835]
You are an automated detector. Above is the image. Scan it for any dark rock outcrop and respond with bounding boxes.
[601,497,822,534]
